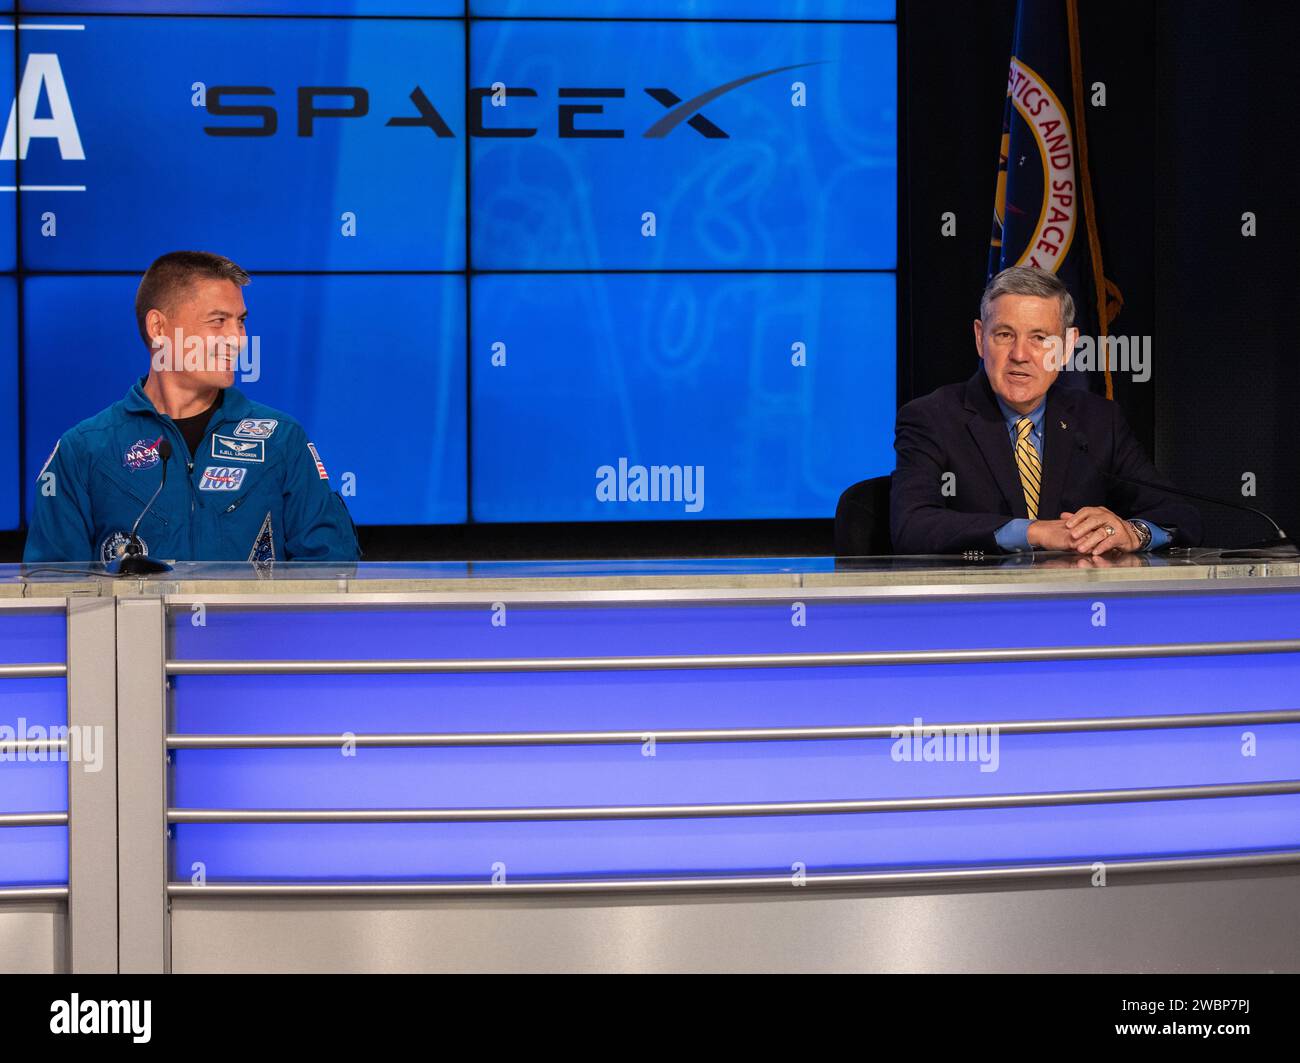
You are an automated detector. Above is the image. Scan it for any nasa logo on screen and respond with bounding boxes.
[3,30,86,189]
[122,439,160,472]
[199,466,246,491]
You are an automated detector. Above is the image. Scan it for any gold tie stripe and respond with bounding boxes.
[1015,417,1041,520]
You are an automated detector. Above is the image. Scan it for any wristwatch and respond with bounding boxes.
[1126,519,1153,551]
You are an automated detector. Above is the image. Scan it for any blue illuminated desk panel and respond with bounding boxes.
[0,605,68,888]
[165,581,1300,881]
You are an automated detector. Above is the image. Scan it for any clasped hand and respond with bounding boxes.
[1028,506,1140,555]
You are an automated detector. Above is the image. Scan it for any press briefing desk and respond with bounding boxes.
[3,554,1300,973]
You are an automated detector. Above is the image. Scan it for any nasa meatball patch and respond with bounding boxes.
[123,438,160,471]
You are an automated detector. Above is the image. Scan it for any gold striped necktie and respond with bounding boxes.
[1015,416,1041,520]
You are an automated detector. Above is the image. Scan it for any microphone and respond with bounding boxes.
[108,437,175,576]
[1072,432,1299,559]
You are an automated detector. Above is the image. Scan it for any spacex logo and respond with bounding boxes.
[0,25,824,197]
[203,61,824,140]
[1,23,86,192]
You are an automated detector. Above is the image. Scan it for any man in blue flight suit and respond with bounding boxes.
[24,250,360,565]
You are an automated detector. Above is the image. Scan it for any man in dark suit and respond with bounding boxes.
[890,266,1202,556]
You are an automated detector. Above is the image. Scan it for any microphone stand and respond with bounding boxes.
[1074,434,1298,559]
[108,439,175,575]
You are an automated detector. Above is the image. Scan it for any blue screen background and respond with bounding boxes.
[0,2,897,530]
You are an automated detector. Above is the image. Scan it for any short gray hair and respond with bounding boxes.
[979,265,1075,332]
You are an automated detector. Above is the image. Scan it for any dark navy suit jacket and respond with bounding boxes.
[889,369,1203,555]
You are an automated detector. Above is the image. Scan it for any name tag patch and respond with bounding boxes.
[199,466,246,491]
[212,433,265,463]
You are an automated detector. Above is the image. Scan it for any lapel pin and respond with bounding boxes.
[1059,420,1068,430]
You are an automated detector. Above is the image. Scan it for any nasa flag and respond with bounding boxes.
[987,0,1123,396]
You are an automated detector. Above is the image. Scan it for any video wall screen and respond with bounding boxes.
[1,1,896,529]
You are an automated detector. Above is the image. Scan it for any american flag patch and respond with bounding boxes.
[307,442,329,481]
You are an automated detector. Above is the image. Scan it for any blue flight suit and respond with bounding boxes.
[23,377,360,564]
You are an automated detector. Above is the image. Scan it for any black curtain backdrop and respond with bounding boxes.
[1152,0,1300,547]
[2,0,1294,561]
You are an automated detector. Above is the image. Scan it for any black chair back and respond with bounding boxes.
[834,475,893,556]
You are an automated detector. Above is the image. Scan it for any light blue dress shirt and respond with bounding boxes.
[991,395,1169,553]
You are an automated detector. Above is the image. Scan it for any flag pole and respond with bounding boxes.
[1066,0,1121,401]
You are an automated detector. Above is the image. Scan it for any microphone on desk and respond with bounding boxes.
[1072,431,1299,559]
[107,437,175,576]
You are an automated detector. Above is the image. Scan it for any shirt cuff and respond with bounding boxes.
[1134,520,1171,551]
[995,518,1033,553]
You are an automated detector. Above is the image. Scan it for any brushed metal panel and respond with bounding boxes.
[116,598,168,974]
[67,596,119,973]
[169,869,1300,973]
[0,906,67,973]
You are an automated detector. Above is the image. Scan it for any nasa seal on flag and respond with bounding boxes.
[1002,56,1078,273]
